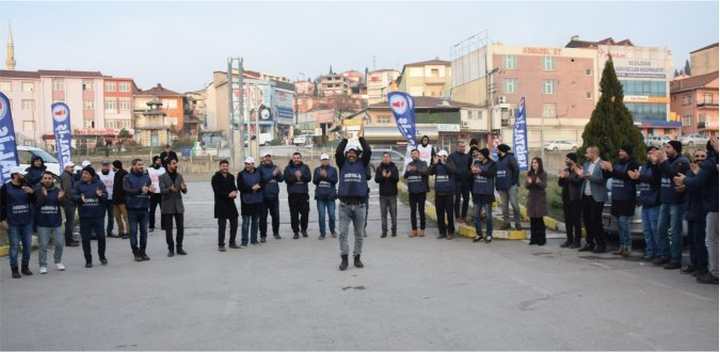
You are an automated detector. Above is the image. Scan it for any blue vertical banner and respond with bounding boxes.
[513,97,529,171]
[387,91,417,146]
[51,102,72,170]
[0,92,20,182]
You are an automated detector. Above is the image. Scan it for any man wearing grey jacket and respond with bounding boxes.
[159,159,187,257]
[60,162,79,247]
[579,146,609,253]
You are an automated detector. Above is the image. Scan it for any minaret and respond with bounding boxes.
[5,23,16,70]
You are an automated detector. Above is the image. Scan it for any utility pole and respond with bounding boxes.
[227,57,245,169]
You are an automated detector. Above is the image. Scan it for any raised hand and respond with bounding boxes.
[96,188,103,197]
[673,173,686,186]
[58,190,65,199]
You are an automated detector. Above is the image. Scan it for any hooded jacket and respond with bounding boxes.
[25,155,46,187]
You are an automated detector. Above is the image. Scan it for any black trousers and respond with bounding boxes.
[454,182,470,219]
[260,198,280,238]
[530,217,547,244]
[582,196,605,248]
[288,193,309,234]
[436,193,455,235]
[163,213,184,250]
[409,192,426,230]
[563,199,582,244]
[218,216,238,246]
[149,193,162,229]
[63,203,76,244]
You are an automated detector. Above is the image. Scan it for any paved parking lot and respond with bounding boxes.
[1,181,717,350]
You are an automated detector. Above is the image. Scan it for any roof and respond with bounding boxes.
[0,70,41,78]
[565,37,635,48]
[135,83,182,97]
[37,70,104,77]
[670,71,719,93]
[368,96,481,110]
[690,42,719,54]
[403,59,451,67]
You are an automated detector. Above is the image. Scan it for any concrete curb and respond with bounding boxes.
[0,238,40,258]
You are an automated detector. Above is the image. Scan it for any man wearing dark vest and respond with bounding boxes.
[629,147,662,260]
[449,141,471,224]
[374,152,399,238]
[655,140,690,269]
[603,145,639,257]
[470,147,496,243]
[284,152,312,239]
[335,137,371,271]
[313,153,338,240]
[212,159,239,251]
[259,153,283,241]
[495,144,521,230]
[429,149,457,239]
[404,148,429,237]
[1,166,36,278]
[34,171,66,274]
[74,166,109,268]
[123,159,152,262]
[237,157,263,247]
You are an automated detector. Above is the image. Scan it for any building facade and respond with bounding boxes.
[132,83,184,147]
[367,69,400,104]
[396,59,452,98]
[690,42,719,77]
[670,71,719,137]
[318,73,351,96]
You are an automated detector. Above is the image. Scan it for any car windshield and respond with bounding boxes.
[31,149,59,164]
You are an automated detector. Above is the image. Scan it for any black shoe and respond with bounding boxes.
[21,266,33,276]
[121,234,129,239]
[149,228,155,233]
[560,241,571,248]
[100,258,108,265]
[319,235,325,240]
[472,235,483,243]
[85,262,93,268]
[302,231,308,238]
[697,272,719,284]
[229,243,240,249]
[391,232,397,237]
[653,257,670,266]
[682,265,696,274]
[515,224,523,231]
[592,246,606,254]
[381,233,387,238]
[168,250,175,257]
[218,246,226,252]
[664,262,681,270]
[66,241,79,247]
[437,234,447,239]
[141,253,150,261]
[578,244,594,252]
[260,237,267,243]
[293,233,299,240]
[273,234,282,240]
[570,242,581,249]
[177,248,187,255]
[11,267,21,279]
[339,255,349,271]
[331,232,337,239]
[354,255,364,268]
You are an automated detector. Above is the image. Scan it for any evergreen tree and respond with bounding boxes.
[579,57,646,162]
[684,59,692,76]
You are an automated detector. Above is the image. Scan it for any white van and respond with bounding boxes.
[17,145,61,176]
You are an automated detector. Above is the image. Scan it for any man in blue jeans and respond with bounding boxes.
[313,153,338,240]
[629,146,662,261]
[655,140,690,269]
[258,154,283,241]
[1,166,36,278]
[237,156,263,247]
[470,147,496,243]
[123,159,152,262]
[603,145,638,257]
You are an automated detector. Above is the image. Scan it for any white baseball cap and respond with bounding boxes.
[65,161,75,168]
[81,160,91,167]
[438,150,449,157]
[9,166,25,175]
[344,139,363,154]
[320,153,330,160]
[244,156,256,164]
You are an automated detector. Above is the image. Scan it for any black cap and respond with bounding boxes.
[667,140,682,154]
[620,144,633,156]
[498,144,510,153]
[479,148,490,159]
[566,152,578,163]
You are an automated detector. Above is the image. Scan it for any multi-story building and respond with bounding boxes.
[670,71,718,137]
[294,80,316,96]
[132,83,184,146]
[690,42,719,77]
[318,73,351,96]
[396,59,452,98]
[367,69,400,104]
[0,69,136,147]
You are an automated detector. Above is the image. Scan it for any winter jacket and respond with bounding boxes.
[211,171,239,218]
[374,162,399,197]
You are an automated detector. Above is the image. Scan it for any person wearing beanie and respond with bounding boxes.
[655,140,690,269]
[579,146,610,253]
[429,150,457,240]
[73,166,109,268]
[147,155,166,232]
[1,167,36,278]
[495,143,522,231]
[629,146,662,261]
[404,148,429,238]
[111,160,129,239]
[470,147,496,243]
[449,141,471,224]
[600,144,639,257]
[558,152,584,248]
[124,159,153,261]
[313,153,338,240]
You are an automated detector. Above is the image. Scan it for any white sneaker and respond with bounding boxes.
[56,263,66,271]
[39,266,48,274]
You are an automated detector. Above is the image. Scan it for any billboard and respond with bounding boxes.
[272,88,294,125]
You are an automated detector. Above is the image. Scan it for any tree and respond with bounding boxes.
[684,59,692,76]
[578,57,646,162]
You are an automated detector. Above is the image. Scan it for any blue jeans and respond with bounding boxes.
[104,199,114,235]
[8,223,32,268]
[641,206,659,257]
[317,199,336,236]
[616,215,632,250]
[338,201,366,255]
[657,203,685,263]
[241,211,260,246]
[128,209,148,251]
[473,201,493,238]
[37,226,64,267]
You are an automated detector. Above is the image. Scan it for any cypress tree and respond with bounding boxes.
[578,57,646,162]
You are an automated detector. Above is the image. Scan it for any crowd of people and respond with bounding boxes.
[2,137,718,282]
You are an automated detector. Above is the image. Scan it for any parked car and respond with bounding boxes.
[645,135,671,148]
[680,133,707,146]
[293,134,310,146]
[17,145,61,177]
[543,140,577,152]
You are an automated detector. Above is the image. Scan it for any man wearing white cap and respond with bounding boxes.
[429,150,457,239]
[60,161,79,247]
[313,153,338,240]
[237,156,263,247]
[1,166,36,278]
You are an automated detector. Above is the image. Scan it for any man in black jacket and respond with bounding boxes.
[374,152,399,238]
[160,144,178,168]
[112,160,129,239]
[429,150,457,239]
[449,141,471,223]
[558,153,583,248]
[283,152,312,239]
[211,159,239,251]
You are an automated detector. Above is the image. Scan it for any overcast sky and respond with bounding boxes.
[2,1,717,92]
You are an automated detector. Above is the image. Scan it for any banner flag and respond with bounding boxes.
[0,92,20,182]
[513,97,529,171]
[388,91,417,167]
[51,102,73,170]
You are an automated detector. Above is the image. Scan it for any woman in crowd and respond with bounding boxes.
[525,157,547,246]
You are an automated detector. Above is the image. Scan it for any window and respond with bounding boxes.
[119,82,130,92]
[504,78,517,94]
[430,68,440,77]
[586,91,592,99]
[543,80,555,95]
[22,121,34,132]
[543,56,554,71]
[83,100,95,110]
[82,80,94,91]
[105,81,116,92]
[504,55,517,69]
[162,99,177,109]
[119,98,131,111]
[0,80,11,92]
[21,99,34,110]
[52,79,64,91]
[585,69,592,76]
[704,93,713,104]
[699,113,707,123]
[682,115,692,127]
[21,82,34,93]
[104,99,117,112]
[682,95,692,105]
[83,120,94,128]
[542,103,556,118]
